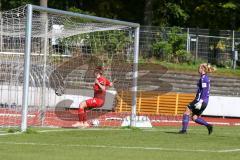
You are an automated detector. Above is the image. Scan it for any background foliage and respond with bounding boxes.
[1,0,240,30]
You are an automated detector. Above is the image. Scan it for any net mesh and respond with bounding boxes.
[0,5,136,128]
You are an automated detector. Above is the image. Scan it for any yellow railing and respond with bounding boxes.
[115,91,195,115]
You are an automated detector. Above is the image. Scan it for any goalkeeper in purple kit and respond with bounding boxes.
[179,63,216,135]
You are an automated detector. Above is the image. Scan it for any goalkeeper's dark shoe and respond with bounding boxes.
[178,130,187,134]
[207,125,213,135]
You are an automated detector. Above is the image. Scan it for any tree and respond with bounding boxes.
[40,0,47,7]
[1,0,240,30]
[0,0,36,11]
[150,0,189,27]
[144,0,153,26]
[183,1,240,30]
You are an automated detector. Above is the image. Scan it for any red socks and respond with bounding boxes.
[78,108,87,122]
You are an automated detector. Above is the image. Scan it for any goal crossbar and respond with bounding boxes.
[31,5,140,28]
[20,4,140,132]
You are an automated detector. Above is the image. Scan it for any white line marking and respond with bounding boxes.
[152,120,230,125]
[0,141,239,153]
[38,128,127,133]
[218,149,240,153]
[0,113,36,117]
[0,132,21,136]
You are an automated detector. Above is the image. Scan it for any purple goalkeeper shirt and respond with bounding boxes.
[195,74,210,104]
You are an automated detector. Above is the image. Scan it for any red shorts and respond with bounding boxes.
[86,98,104,108]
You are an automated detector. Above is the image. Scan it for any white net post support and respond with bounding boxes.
[41,11,49,126]
[232,30,236,70]
[0,15,2,52]
[130,27,139,127]
[21,5,33,132]
[18,4,140,131]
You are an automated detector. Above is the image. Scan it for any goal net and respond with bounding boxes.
[0,5,139,130]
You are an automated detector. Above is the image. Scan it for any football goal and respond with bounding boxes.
[0,4,140,131]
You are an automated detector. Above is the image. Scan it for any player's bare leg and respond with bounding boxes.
[72,101,88,127]
[82,108,90,128]
[83,122,90,127]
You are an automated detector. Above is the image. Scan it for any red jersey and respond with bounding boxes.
[93,76,111,100]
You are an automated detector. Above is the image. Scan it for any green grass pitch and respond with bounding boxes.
[0,126,240,160]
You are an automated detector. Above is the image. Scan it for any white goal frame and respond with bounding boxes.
[21,4,140,132]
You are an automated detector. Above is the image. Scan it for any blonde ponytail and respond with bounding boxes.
[201,63,216,73]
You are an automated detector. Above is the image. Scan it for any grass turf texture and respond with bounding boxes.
[0,126,240,160]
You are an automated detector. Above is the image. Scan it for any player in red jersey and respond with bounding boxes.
[72,66,113,127]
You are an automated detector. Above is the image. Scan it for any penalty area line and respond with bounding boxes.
[38,128,129,133]
[0,132,21,136]
[0,141,239,153]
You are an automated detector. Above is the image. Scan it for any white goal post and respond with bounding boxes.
[0,4,140,132]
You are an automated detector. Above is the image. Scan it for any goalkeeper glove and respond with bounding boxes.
[194,100,203,110]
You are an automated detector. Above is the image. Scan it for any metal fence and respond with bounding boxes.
[139,26,239,69]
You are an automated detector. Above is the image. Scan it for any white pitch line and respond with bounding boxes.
[0,113,36,117]
[0,141,239,153]
[152,120,230,126]
[0,132,21,136]
[27,127,239,134]
[1,128,130,135]
[38,128,126,133]
[218,149,240,153]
